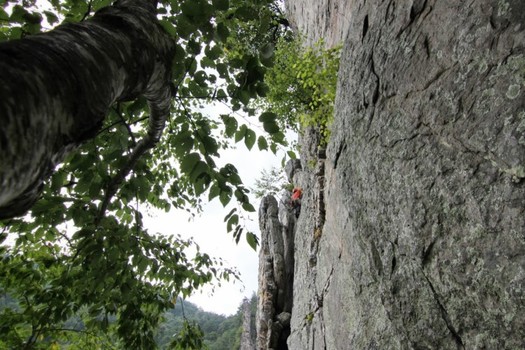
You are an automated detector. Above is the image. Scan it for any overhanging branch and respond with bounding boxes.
[96,87,172,224]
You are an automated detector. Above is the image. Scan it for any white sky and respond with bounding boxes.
[144,141,284,316]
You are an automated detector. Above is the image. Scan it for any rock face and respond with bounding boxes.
[256,160,302,349]
[239,297,257,350]
[285,0,351,47]
[281,0,525,349]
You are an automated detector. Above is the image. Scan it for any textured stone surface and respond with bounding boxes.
[285,0,352,47]
[239,298,256,350]
[286,0,525,349]
[257,193,297,349]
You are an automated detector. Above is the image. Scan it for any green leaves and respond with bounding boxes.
[219,188,232,206]
[259,111,280,134]
[222,115,238,137]
[244,128,256,150]
[170,320,206,349]
[262,35,341,145]
[234,124,247,143]
[216,22,230,43]
[159,19,178,36]
[257,135,268,150]
[259,111,277,123]
[245,231,258,251]
[180,153,200,174]
[212,0,230,11]
[0,0,294,346]
[263,120,280,134]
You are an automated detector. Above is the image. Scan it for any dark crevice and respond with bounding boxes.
[422,271,465,349]
[397,0,429,38]
[333,142,346,170]
[410,0,428,22]
[391,254,397,275]
[423,35,430,58]
[370,55,380,104]
[371,240,383,276]
[384,0,396,24]
[422,240,436,266]
[409,5,416,22]
[362,15,369,41]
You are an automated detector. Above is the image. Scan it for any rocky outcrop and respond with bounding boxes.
[239,297,256,350]
[284,0,525,349]
[285,0,351,47]
[256,160,302,349]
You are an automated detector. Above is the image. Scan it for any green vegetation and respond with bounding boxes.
[0,0,339,348]
[0,0,286,348]
[0,293,255,349]
[157,297,256,350]
[260,35,341,145]
[251,166,291,199]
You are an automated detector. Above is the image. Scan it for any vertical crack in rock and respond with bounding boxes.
[421,269,465,349]
[316,149,327,230]
[362,15,369,42]
[332,141,346,170]
[369,54,380,105]
[310,266,334,350]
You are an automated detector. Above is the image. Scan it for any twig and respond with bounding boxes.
[114,103,137,147]
[81,0,93,21]
[97,116,149,136]
[94,54,192,225]
[96,87,173,224]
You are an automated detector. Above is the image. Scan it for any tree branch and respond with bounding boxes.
[81,0,93,21]
[96,87,173,225]
[114,103,137,147]
[96,116,149,136]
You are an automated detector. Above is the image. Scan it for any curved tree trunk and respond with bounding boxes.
[0,0,174,219]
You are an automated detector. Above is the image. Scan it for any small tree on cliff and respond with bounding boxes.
[0,0,289,347]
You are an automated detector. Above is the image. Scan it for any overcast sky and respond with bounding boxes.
[144,130,289,316]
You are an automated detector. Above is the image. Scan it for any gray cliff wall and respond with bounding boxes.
[240,298,257,350]
[257,189,297,350]
[285,0,352,47]
[283,0,525,349]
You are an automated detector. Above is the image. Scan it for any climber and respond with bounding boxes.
[290,187,302,217]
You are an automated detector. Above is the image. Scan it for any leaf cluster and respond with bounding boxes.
[251,166,289,199]
[155,296,256,350]
[0,0,294,347]
[260,35,341,145]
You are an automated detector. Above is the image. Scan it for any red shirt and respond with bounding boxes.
[291,188,302,201]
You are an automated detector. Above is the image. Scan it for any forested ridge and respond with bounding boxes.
[0,292,256,349]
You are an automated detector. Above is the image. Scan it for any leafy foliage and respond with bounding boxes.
[251,166,290,199]
[0,0,292,348]
[259,35,341,145]
[155,297,257,350]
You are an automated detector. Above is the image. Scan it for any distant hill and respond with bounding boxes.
[0,292,256,349]
[156,295,257,350]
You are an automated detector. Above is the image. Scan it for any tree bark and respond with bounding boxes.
[0,0,174,219]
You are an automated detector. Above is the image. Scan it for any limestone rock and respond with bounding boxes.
[284,159,302,183]
[239,297,256,350]
[285,0,351,47]
[284,0,525,349]
[257,187,298,349]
